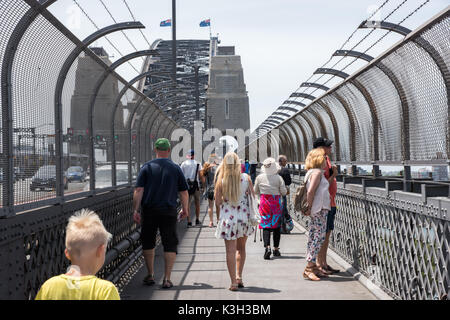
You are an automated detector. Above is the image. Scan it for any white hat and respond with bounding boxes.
[261,157,280,175]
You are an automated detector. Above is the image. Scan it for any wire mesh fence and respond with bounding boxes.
[0,0,181,299]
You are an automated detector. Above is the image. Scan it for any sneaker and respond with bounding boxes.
[187,221,192,227]
[264,248,271,260]
[195,219,201,226]
[273,248,281,257]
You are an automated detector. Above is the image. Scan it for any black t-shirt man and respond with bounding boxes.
[136,158,189,216]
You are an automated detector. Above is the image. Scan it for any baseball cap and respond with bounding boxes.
[313,137,333,148]
[155,138,171,150]
[188,149,195,155]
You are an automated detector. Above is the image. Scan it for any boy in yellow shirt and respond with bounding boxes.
[35,209,120,300]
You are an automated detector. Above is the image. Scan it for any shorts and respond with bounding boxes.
[141,207,178,253]
[326,207,337,232]
[189,189,201,203]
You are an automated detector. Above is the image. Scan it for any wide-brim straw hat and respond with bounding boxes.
[261,157,280,175]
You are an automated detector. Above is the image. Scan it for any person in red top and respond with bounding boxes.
[313,137,340,275]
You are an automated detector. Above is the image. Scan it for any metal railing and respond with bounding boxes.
[286,168,449,300]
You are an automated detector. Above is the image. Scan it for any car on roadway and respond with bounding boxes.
[84,164,135,191]
[30,165,68,191]
[66,166,86,182]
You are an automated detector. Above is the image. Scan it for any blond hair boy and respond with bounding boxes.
[35,209,119,300]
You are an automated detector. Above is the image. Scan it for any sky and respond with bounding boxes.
[47,0,449,132]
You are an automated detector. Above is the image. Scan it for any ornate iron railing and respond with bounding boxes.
[288,173,449,300]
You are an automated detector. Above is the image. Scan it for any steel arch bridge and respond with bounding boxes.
[0,0,448,301]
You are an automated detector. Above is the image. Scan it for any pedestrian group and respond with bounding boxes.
[35,136,340,299]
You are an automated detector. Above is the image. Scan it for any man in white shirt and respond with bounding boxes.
[180,149,201,226]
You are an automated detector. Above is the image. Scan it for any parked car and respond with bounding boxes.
[83,164,135,191]
[66,166,86,182]
[30,165,68,191]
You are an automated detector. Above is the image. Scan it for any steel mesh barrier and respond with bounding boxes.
[0,0,182,299]
[251,8,450,300]
[254,8,449,167]
[288,175,449,300]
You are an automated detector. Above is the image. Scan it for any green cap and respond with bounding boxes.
[155,138,171,151]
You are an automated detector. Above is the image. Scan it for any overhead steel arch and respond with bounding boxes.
[283,100,306,107]
[314,68,349,79]
[297,112,318,141]
[316,100,340,161]
[359,20,412,36]
[110,71,155,186]
[278,105,300,112]
[267,115,285,122]
[332,50,374,62]
[281,123,300,161]
[272,111,291,118]
[300,82,330,91]
[290,92,316,100]
[292,116,312,155]
[279,125,295,160]
[286,119,306,161]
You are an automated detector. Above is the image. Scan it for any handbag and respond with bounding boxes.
[248,193,261,227]
[187,164,199,195]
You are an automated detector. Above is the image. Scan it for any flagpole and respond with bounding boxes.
[209,17,211,39]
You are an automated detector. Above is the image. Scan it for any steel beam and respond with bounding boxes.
[300,82,330,91]
[290,92,316,100]
[314,68,349,79]
[359,20,411,36]
[283,100,306,107]
[332,50,374,62]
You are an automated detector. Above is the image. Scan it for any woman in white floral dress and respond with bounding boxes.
[215,152,255,291]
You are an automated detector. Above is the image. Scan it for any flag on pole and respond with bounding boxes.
[199,19,210,27]
[160,19,172,27]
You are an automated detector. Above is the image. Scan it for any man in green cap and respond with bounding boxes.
[132,138,189,289]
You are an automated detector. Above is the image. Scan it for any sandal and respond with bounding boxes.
[325,264,340,274]
[162,279,173,289]
[209,222,214,228]
[303,266,320,281]
[229,283,239,291]
[143,274,155,286]
[236,278,244,288]
[316,266,332,277]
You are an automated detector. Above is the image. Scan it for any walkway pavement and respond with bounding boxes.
[121,200,376,300]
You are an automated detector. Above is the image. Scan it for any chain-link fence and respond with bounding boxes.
[0,0,181,299]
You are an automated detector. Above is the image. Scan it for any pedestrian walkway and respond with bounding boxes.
[121,200,376,300]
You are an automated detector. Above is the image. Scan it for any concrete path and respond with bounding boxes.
[121,200,376,300]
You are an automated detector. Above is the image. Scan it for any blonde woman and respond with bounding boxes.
[215,152,255,291]
[303,148,331,281]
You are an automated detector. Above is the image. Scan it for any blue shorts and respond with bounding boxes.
[326,207,337,232]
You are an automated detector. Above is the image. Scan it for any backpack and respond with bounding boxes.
[293,170,315,215]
